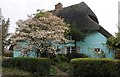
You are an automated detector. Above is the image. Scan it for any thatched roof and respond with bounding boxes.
[51,2,112,38]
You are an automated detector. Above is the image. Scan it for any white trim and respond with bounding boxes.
[66,46,76,53]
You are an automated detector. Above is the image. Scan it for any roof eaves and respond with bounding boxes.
[98,26,113,38]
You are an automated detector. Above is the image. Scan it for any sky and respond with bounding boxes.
[0,0,119,35]
[119,1,120,27]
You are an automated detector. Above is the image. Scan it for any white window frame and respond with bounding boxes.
[68,35,72,40]
[66,46,76,53]
[66,35,74,43]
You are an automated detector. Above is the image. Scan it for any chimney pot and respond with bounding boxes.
[55,3,63,10]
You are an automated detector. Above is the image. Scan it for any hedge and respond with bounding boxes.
[66,52,88,62]
[70,58,120,77]
[2,57,50,76]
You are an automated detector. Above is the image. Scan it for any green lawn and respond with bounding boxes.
[2,68,33,76]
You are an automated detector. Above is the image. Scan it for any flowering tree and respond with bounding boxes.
[11,11,69,57]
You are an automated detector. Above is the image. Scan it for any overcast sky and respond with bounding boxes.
[0,0,119,35]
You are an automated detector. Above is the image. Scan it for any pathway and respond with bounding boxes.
[53,66,69,76]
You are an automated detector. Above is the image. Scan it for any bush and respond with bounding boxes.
[2,57,50,76]
[57,62,70,72]
[54,54,67,63]
[49,66,57,75]
[70,58,120,77]
[66,52,88,62]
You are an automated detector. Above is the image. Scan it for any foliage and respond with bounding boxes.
[52,53,88,64]
[1,18,10,54]
[2,57,50,76]
[66,52,88,62]
[56,62,70,72]
[68,28,88,42]
[34,9,45,17]
[106,32,120,59]
[106,32,120,49]
[54,54,67,63]
[70,58,120,77]
[49,66,57,75]
[40,51,56,59]
[115,49,120,59]
[107,25,120,49]
[2,67,32,76]
[66,27,89,52]
[10,10,69,57]
[52,53,88,74]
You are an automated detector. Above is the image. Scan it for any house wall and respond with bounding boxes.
[14,51,36,57]
[58,31,115,58]
[13,41,37,57]
[13,31,115,58]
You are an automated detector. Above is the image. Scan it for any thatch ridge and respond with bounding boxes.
[52,2,112,37]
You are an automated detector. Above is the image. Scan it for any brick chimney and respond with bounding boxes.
[55,3,63,10]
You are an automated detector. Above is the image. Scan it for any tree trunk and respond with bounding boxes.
[74,40,77,53]
[36,49,40,57]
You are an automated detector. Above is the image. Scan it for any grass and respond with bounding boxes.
[2,67,32,76]
[2,66,57,76]
[56,62,70,72]
[49,65,57,75]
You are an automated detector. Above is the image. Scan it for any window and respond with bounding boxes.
[66,46,76,53]
[67,35,72,40]
[88,15,99,24]
[94,48,101,52]
[66,35,75,43]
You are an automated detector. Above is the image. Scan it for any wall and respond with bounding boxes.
[13,31,115,58]
[13,41,36,57]
[59,31,115,58]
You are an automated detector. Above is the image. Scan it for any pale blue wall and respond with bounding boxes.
[13,41,37,57]
[59,31,115,58]
[14,51,36,57]
[77,31,114,58]
[13,31,115,58]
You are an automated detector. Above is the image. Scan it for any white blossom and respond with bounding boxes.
[11,11,69,54]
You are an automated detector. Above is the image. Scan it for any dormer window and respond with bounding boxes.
[88,15,99,24]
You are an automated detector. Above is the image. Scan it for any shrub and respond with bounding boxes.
[2,57,50,76]
[57,62,70,72]
[54,54,67,63]
[66,52,88,62]
[70,58,120,77]
[49,66,57,75]
[40,52,56,65]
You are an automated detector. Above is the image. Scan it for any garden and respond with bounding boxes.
[2,52,120,77]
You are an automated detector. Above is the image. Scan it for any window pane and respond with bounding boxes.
[94,48,100,52]
[67,47,70,50]
[71,47,75,52]
[67,47,70,52]
[67,35,72,40]
[66,46,79,53]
